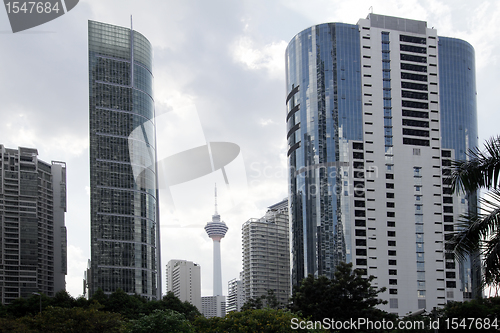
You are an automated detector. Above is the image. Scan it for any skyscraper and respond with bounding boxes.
[241,199,290,306]
[88,20,161,299]
[285,14,478,315]
[0,146,67,304]
[204,186,228,296]
[165,259,202,311]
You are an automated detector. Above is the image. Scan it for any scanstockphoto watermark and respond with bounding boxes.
[249,161,379,181]
[3,0,79,33]
[291,317,500,331]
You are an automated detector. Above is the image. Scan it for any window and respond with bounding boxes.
[356,239,367,246]
[355,229,367,236]
[389,279,398,285]
[389,269,397,275]
[389,288,398,294]
[355,220,366,227]
[388,231,396,237]
[388,250,397,256]
[356,259,367,266]
[389,298,398,309]
[387,202,395,208]
[388,240,396,246]
[356,249,367,256]
[387,192,394,198]
[386,183,394,189]
[387,221,395,227]
[446,281,457,288]
[444,206,453,213]
[386,173,394,179]
[389,260,397,265]
[415,186,421,191]
[387,212,395,218]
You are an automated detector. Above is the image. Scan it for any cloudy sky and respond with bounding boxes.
[0,0,499,298]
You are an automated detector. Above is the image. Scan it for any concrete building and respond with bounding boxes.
[0,146,67,304]
[285,13,479,315]
[87,20,161,299]
[227,272,245,313]
[242,199,290,306]
[201,295,226,318]
[165,259,201,312]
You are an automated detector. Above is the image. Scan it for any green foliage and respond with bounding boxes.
[241,289,281,310]
[289,262,395,332]
[19,305,126,333]
[449,136,500,288]
[193,308,327,332]
[438,297,500,332]
[127,309,195,333]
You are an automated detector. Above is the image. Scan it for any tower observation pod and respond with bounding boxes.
[204,185,228,296]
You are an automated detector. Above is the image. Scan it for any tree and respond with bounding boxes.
[128,309,195,333]
[290,262,395,332]
[448,136,500,287]
[241,289,281,311]
[192,308,327,332]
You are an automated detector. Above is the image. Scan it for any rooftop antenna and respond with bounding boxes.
[369,6,373,14]
[130,15,133,31]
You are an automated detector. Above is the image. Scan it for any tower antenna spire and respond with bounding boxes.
[214,183,218,215]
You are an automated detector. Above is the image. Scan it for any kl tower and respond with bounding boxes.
[204,185,228,296]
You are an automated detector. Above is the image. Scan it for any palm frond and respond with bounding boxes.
[451,136,500,193]
[447,190,500,261]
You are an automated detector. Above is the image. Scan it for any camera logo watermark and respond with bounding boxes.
[128,103,248,225]
[3,0,79,33]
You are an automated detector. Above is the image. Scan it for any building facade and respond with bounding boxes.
[165,259,201,311]
[201,295,226,318]
[88,20,161,299]
[0,146,67,304]
[242,199,290,306]
[227,273,245,312]
[285,14,478,315]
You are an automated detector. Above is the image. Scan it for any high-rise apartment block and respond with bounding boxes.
[165,259,202,311]
[227,273,245,313]
[87,20,161,299]
[0,146,67,304]
[242,199,290,306]
[285,14,478,315]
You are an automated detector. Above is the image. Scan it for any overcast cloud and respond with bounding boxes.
[0,0,498,298]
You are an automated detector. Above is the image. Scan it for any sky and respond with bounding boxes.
[0,0,499,299]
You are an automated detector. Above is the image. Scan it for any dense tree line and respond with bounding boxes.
[0,263,499,332]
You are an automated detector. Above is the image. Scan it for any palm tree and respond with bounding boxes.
[448,136,500,289]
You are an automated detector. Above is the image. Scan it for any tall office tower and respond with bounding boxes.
[285,14,478,315]
[88,20,161,299]
[204,186,228,296]
[165,259,202,311]
[227,273,245,313]
[0,146,67,304]
[242,199,290,306]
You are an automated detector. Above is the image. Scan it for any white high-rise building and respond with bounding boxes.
[286,13,479,316]
[165,259,201,312]
[242,199,290,306]
[227,272,245,313]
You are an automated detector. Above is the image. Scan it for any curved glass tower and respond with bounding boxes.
[285,23,363,285]
[88,20,160,299]
[286,14,479,315]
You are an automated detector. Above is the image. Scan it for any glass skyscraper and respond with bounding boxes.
[286,14,478,315]
[88,20,160,299]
